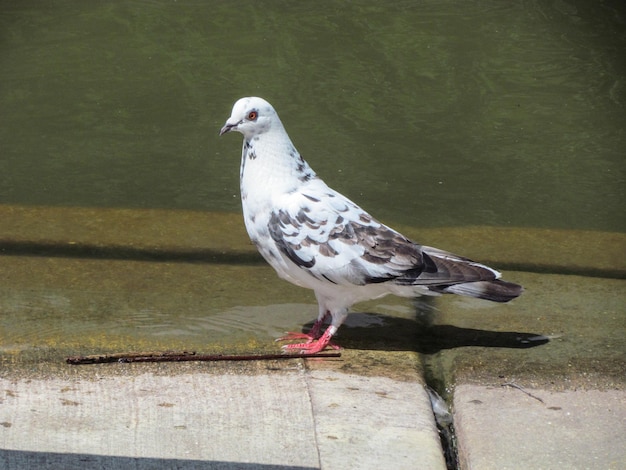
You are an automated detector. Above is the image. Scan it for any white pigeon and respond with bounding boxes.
[220,97,522,354]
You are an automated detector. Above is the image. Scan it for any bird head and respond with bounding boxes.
[219,97,277,139]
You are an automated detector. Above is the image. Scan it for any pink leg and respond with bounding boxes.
[275,311,329,343]
[281,326,341,355]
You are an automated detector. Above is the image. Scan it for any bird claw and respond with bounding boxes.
[281,341,341,355]
[275,332,315,343]
[279,330,341,354]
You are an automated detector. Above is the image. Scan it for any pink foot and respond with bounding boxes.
[276,313,328,344]
[275,332,316,343]
[281,330,341,355]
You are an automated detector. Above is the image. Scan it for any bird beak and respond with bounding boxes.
[219,121,237,136]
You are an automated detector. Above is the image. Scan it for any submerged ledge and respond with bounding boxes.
[1,204,624,277]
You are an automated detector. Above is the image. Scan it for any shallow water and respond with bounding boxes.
[1,0,624,231]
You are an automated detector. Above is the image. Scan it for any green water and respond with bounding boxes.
[1,0,624,232]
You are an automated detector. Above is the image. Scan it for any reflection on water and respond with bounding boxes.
[0,0,624,231]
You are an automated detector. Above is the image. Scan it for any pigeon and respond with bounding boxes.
[219,97,522,354]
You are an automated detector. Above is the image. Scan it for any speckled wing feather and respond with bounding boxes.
[268,188,500,289]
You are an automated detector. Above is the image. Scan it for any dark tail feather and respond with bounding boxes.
[431,280,523,303]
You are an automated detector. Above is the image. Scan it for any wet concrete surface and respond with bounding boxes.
[417,271,625,392]
[0,205,625,468]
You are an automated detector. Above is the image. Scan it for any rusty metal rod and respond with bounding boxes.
[66,351,341,365]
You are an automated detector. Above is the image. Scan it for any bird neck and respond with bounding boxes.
[239,128,317,200]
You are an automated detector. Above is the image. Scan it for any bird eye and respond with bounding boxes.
[247,111,258,121]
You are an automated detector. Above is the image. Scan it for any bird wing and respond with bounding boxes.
[267,184,429,286]
[268,183,501,288]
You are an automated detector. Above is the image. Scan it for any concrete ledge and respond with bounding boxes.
[0,361,444,470]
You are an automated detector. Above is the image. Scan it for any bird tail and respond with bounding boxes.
[430,279,523,303]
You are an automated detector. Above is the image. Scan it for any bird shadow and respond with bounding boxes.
[302,300,549,354]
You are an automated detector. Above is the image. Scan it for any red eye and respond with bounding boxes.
[247,111,258,121]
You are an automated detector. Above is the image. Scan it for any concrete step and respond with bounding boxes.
[0,353,445,470]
